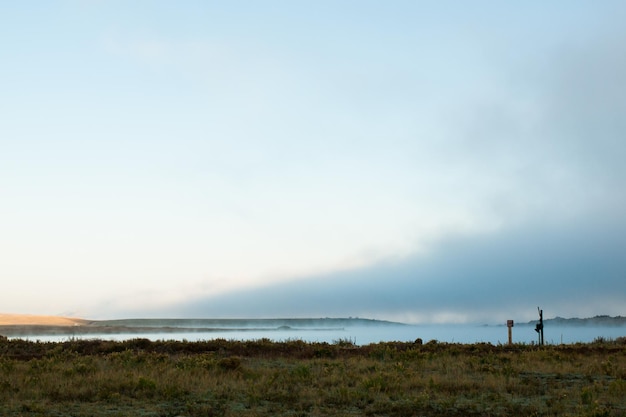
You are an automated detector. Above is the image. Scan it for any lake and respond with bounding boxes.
[13,323,626,345]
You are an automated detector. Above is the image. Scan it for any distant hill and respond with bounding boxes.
[0,314,87,326]
[526,315,626,326]
[0,316,406,337]
[89,317,407,329]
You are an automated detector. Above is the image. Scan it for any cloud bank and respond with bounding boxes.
[155,215,626,324]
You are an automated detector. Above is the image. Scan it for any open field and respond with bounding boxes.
[1,337,625,416]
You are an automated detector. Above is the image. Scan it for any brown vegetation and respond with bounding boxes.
[0,337,625,416]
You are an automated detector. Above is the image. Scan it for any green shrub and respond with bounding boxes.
[217,356,242,371]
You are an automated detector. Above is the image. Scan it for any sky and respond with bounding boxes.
[1,1,625,324]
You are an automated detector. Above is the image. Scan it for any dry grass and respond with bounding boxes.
[0,314,87,326]
[0,338,625,416]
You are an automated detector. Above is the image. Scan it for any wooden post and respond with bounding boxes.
[506,320,514,345]
[535,307,544,346]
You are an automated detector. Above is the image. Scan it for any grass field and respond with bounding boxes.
[1,337,625,416]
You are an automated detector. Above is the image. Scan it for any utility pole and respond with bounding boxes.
[535,307,544,345]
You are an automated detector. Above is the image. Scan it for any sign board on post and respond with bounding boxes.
[506,320,514,344]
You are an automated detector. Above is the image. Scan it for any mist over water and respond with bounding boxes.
[15,324,626,346]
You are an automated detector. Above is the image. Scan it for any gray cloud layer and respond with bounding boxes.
[160,216,626,323]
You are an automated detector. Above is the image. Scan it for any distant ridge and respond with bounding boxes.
[526,315,626,326]
[0,316,406,337]
[89,317,407,329]
[0,314,87,326]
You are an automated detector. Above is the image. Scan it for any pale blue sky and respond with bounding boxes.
[1,1,625,322]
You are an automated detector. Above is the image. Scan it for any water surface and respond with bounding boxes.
[14,324,626,345]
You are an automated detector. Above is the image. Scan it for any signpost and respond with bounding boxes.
[507,320,514,345]
[535,307,544,345]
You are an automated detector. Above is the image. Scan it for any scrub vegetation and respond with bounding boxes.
[1,337,625,416]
